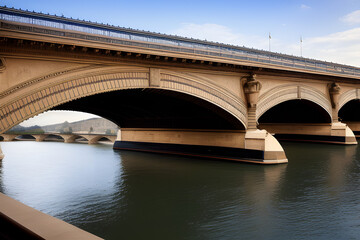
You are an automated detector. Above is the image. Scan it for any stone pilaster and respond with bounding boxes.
[243,73,262,130]
[328,83,357,144]
[329,82,341,122]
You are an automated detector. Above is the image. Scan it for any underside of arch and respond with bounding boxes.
[339,89,360,110]
[259,99,332,123]
[44,134,65,141]
[257,85,332,121]
[339,98,360,137]
[52,88,245,130]
[339,99,360,122]
[0,70,247,133]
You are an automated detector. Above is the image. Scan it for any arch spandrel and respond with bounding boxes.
[0,68,248,133]
[339,89,360,110]
[257,84,332,121]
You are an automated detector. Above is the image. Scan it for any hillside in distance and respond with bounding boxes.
[8,118,119,135]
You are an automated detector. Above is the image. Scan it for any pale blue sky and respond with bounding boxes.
[3,0,360,126]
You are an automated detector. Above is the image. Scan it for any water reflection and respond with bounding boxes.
[0,141,360,240]
[0,142,124,227]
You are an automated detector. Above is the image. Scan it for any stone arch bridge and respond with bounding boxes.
[1,7,360,163]
[0,133,116,144]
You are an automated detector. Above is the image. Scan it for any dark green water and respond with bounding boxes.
[1,141,360,240]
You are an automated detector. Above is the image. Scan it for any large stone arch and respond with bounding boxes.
[0,67,247,133]
[257,84,332,121]
[339,89,360,110]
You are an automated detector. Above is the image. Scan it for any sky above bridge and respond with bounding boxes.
[3,0,360,126]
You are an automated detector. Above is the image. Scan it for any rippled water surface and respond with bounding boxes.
[1,141,360,240]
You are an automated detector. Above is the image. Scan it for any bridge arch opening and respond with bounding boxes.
[52,88,245,130]
[257,99,335,142]
[44,134,65,142]
[15,134,36,141]
[258,99,332,124]
[339,99,360,122]
[98,137,112,142]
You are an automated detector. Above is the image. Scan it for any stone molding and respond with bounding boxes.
[160,71,247,127]
[339,89,360,110]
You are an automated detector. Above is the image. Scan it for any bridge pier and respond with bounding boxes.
[59,134,76,143]
[32,134,48,142]
[87,136,99,145]
[1,134,17,142]
[344,122,360,137]
[0,144,3,160]
[258,122,357,144]
[113,128,287,164]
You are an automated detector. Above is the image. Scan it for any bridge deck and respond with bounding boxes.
[1,7,360,79]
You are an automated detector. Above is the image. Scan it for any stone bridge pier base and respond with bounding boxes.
[0,144,4,160]
[113,128,288,164]
[33,134,48,142]
[344,122,360,137]
[59,134,76,143]
[258,123,357,144]
[1,134,16,142]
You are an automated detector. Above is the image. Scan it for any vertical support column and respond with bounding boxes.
[329,82,341,123]
[34,134,47,142]
[243,73,287,163]
[329,83,357,144]
[243,73,262,130]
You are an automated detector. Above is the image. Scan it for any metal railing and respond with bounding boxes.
[1,7,360,78]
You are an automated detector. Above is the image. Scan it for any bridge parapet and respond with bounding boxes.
[1,7,360,78]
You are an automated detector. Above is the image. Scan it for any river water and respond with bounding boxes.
[0,141,360,240]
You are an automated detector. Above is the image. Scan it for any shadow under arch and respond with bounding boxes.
[339,99,360,122]
[52,88,245,130]
[97,137,112,142]
[259,99,332,124]
[0,70,247,133]
[14,134,36,141]
[43,134,65,142]
[338,98,360,137]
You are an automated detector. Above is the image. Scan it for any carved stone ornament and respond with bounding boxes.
[329,82,341,108]
[243,73,262,107]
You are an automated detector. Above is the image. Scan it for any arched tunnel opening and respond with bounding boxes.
[258,99,333,142]
[259,99,331,124]
[339,99,360,136]
[44,134,65,142]
[339,99,360,122]
[52,88,245,130]
[15,134,36,141]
